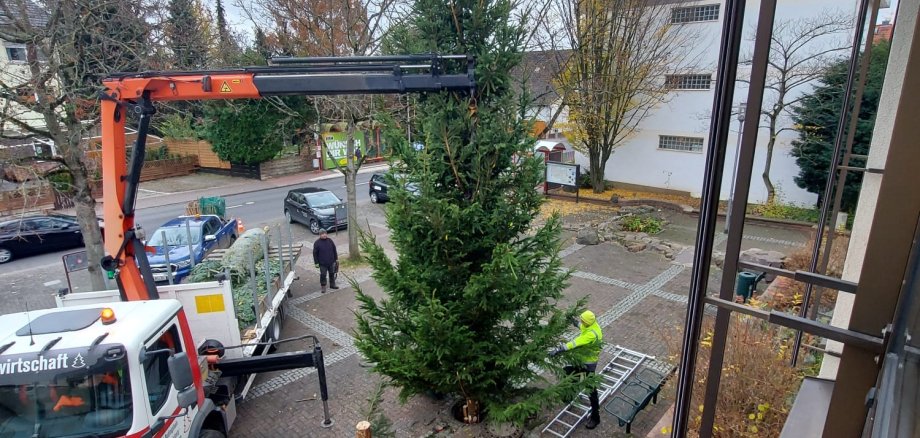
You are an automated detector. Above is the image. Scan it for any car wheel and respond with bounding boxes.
[309,219,321,235]
[0,247,11,264]
[284,209,293,224]
[370,192,379,204]
[198,430,226,438]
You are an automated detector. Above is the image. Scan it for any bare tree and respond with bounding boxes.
[744,11,852,203]
[248,0,403,261]
[0,0,152,288]
[547,0,698,193]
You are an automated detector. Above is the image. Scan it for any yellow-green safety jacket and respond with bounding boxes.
[564,311,603,364]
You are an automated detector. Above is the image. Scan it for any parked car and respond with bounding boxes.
[146,215,239,283]
[283,187,347,234]
[368,172,420,203]
[0,214,104,264]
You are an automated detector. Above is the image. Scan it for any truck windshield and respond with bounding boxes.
[147,226,202,247]
[0,347,132,438]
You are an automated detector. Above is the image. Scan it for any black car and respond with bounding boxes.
[0,214,97,264]
[368,172,419,203]
[283,187,348,234]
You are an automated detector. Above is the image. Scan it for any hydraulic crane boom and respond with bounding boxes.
[99,55,475,301]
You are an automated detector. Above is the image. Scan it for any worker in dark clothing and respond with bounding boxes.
[312,229,338,293]
[550,310,603,429]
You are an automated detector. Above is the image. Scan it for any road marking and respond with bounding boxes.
[138,188,173,195]
[43,280,61,287]
[245,201,255,205]
[342,182,370,188]
[227,204,243,209]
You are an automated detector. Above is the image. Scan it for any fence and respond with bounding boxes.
[0,183,55,215]
[166,138,230,169]
[139,156,198,181]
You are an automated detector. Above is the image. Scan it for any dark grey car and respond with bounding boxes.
[283,187,348,234]
[369,172,420,203]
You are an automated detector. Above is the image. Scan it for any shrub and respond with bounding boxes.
[664,315,807,437]
[749,202,820,223]
[579,169,593,188]
[621,215,664,234]
[144,145,175,161]
[157,113,199,139]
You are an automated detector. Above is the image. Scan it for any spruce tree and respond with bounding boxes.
[355,0,585,424]
[166,0,209,69]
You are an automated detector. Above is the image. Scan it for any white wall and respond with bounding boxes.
[0,41,47,133]
[571,0,858,205]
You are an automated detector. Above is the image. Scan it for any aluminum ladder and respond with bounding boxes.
[542,345,653,437]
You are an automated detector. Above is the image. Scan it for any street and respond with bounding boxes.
[0,172,379,314]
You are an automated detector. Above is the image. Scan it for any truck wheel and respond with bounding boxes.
[197,429,226,438]
[284,209,293,224]
[0,247,12,264]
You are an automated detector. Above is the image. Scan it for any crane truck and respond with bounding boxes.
[0,55,474,438]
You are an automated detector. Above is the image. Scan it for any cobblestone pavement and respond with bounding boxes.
[229,207,813,438]
[227,206,816,437]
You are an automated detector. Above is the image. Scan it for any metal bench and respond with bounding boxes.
[603,365,674,433]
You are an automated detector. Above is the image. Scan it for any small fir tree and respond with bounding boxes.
[354,0,586,425]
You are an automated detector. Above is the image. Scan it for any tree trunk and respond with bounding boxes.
[62,136,106,291]
[763,135,777,204]
[589,140,605,193]
[345,120,361,261]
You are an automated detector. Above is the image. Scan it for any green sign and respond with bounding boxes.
[321,132,366,169]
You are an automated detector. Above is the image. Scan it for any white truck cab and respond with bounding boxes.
[0,300,204,438]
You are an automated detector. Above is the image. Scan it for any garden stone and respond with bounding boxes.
[713,251,725,268]
[627,242,647,252]
[576,228,600,245]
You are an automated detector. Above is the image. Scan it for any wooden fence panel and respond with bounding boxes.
[165,138,230,169]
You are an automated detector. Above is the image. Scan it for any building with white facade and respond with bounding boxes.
[525,0,864,206]
[0,0,48,137]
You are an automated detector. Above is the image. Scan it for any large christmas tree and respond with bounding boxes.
[354,0,585,425]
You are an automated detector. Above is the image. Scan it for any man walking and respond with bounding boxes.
[313,229,339,292]
[551,310,603,429]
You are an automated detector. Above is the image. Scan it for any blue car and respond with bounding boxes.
[146,215,238,283]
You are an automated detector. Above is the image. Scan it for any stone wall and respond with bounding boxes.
[259,155,310,180]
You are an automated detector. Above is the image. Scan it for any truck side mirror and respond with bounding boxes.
[168,353,198,409]
[168,352,195,390]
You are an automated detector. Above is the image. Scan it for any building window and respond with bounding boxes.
[671,4,720,23]
[665,74,712,90]
[659,135,704,153]
[5,46,27,63]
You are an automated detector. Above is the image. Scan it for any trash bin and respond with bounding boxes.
[735,271,760,302]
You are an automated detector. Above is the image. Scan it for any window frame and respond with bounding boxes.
[141,324,183,417]
[670,4,720,24]
[665,74,713,90]
[658,135,705,153]
[4,45,27,64]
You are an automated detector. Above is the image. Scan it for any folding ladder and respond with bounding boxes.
[542,345,654,437]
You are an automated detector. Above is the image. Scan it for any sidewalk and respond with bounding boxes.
[86,162,389,214]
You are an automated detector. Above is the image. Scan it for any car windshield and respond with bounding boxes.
[0,346,133,438]
[305,192,341,208]
[146,225,202,247]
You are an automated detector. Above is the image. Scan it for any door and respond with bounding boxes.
[201,218,220,253]
[294,193,310,222]
[140,320,196,437]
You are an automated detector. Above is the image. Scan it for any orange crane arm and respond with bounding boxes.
[99,56,475,301]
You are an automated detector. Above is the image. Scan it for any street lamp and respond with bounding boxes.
[725,102,746,233]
